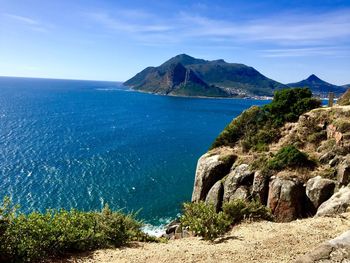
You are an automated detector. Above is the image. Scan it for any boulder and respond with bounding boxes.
[306,176,336,212]
[252,170,269,205]
[205,181,224,212]
[337,156,350,186]
[191,148,236,202]
[267,177,305,222]
[165,219,181,235]
[327,124,343,145]
[316,186,350,217]
[230,186,250,201]
[296,230,350,263]
[223,164,254,202]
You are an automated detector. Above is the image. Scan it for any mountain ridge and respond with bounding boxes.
[124,54,286,98]
[287,74,346,95]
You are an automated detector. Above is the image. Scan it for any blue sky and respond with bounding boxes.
[1,0,350,85]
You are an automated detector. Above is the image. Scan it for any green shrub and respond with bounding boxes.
[180,202,230,241]
[0,198,148,262]
[222,199,273,224]
[307,130,327,144]
[211,88,321,151]
[180,200,273,241]
[267,145,315,171]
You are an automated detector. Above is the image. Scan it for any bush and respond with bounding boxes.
[222,199,273,224]
[180,202,230,241]
[180,200,273,241]
[0,198,148,262]
[211,88,321,151]
[267,145,315,171]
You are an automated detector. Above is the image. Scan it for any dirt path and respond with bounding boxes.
[55,213,350,263]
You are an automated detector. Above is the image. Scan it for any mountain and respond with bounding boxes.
[343,84,350,89]
[287,74,346,96]
[124,54,286,97]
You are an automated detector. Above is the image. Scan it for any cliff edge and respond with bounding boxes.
[192,88,350,222]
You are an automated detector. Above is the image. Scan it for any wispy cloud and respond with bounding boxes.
[85,11,173,34]
[2,13,49,33]
[177,9,350,45]
[261,47,350,57]
[84,7,350,56]
[3,13,39,25]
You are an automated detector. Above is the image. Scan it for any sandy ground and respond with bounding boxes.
[54,213,350,263]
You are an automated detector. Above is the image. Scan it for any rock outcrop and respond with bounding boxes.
[191,147,236,202]
[191,103,350,222]
[267,177,305,222]
[306,176,336,212]
[337,155,350,185]
[223,164,253,202]
[316,187,350,217]
[205,181,224,212]
[252,170,269,205]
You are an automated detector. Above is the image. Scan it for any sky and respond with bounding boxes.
[0,0,350,85]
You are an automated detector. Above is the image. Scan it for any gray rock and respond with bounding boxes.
[267,177,305,222]
[316,186,350,217]
[191,148,236,202]
[306,176,336,211]
[205,181,224,212]
[319,151,336,164]
[223,164,254,202]
[296,230,350,262]
[252,170,269,205]
[230,186,250,201]
[337,156,350,186]
[166,219,180,235]
[329,156,340,167]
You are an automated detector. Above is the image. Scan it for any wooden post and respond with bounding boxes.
[328,92,334,107]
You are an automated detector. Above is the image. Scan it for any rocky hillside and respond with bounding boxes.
[288,74,346,97]
[192,88,350,222]
[338,88,350,106]
[124,54,285,97]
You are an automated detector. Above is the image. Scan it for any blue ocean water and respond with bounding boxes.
[0,77,268,226]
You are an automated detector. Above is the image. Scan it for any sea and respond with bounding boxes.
[0,77,269,234]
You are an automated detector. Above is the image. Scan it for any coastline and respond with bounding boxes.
[123,86,273,100]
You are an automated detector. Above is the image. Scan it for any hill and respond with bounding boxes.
[124,54,285,97]
[337,88,350,105]
[287,74,346,96]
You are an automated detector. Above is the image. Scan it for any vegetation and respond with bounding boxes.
[180,202,230,241]
[180,200,273,241]
[0,197,153,262]
[212,88,321,151]
[266,145,315,171]
[222,199,273,224]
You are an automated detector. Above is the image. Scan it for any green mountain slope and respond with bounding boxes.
[124,54,285,97]
[287,74,346,96]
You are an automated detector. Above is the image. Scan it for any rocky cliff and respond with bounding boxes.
[192,96,350,222]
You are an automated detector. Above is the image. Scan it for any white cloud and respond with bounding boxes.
[2,13,49,33]
[84,7,350,56]
[261,47,350,57]
[3,13,39,25]
[85,12,173,34]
